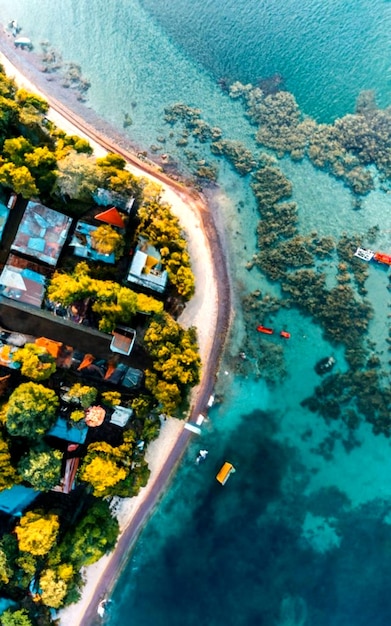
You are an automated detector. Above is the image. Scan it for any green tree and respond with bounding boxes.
[60,499,119,567]
[6,382,59,440]
[48,262,162,332]
[0,436,20,492]
[79,433,139,498]
[13,343,56,381]
[101,391,121,407]
[17,446,63,491]
[2,136,33,166]
[136,200,195,299]
[0,546,12,585]
[15,510,59,556]
[0,609,32,626]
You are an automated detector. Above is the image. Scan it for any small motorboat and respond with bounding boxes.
[315,356,335,375]
[256,325,274,335]
[196,449,208,464]
[280,330,291,339]
[373,251,391,266]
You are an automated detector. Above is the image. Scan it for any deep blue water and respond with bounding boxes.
[2,1,391,624]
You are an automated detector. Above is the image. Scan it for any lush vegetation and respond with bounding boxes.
[0,63,201,624]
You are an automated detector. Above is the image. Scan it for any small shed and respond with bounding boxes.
[127,247,168,294]
[110,405,133,427]
[110,326,136,356]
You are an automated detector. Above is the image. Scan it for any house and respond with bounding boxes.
[127,241,168,294]
[11,201,72,266]
[110,405,133,427]
[0,263,46,308]
[93,187,135,214]
[69,221,116,264]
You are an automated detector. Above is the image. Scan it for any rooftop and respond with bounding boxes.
[0,485,40,516]
[70,221,116,264]
[127,245,168,294]
[11,201,72,266]
[0,263,46,308]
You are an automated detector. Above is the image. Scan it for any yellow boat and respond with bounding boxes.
[216,462,236,485]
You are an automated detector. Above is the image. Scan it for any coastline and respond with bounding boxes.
[0,33,233,626]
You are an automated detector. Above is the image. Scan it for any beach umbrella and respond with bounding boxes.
[0,268,27,291]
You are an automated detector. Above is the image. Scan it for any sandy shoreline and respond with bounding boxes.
[0,36,233,626]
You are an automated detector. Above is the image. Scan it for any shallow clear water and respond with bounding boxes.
[2,1,391,624]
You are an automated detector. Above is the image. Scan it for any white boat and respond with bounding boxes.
[14,37,32,49]
[195,449,208,464]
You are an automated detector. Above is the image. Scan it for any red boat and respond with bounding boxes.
[256,325,274,335]
[373,252,391,266]
[280,331,291,339]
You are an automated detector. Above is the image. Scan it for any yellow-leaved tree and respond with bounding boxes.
[39,568,68,608]
[13,343,56,381]
[90,224,124,258]
[79,456,126,497]
[15,510,60,556]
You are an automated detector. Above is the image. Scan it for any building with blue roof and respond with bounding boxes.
[0,485,40,517]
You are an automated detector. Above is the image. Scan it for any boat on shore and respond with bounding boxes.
[216,462,236,485]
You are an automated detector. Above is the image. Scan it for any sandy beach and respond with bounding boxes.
[0,34,232,626]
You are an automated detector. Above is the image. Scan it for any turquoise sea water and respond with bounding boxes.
[2,0,391,624]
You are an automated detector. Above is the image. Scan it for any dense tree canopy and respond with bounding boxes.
[14,343,56,381]
[48,262,163,331]
[39,568,68,608]
[0,436,19,492]
[0,609,33,626]
[17,446,63,491]
[90,224,124,258]
[59,499,119,567]
[66,383,97,409]
[6,382,59,440]
[15,510,60,556]
[144,313,200,414]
